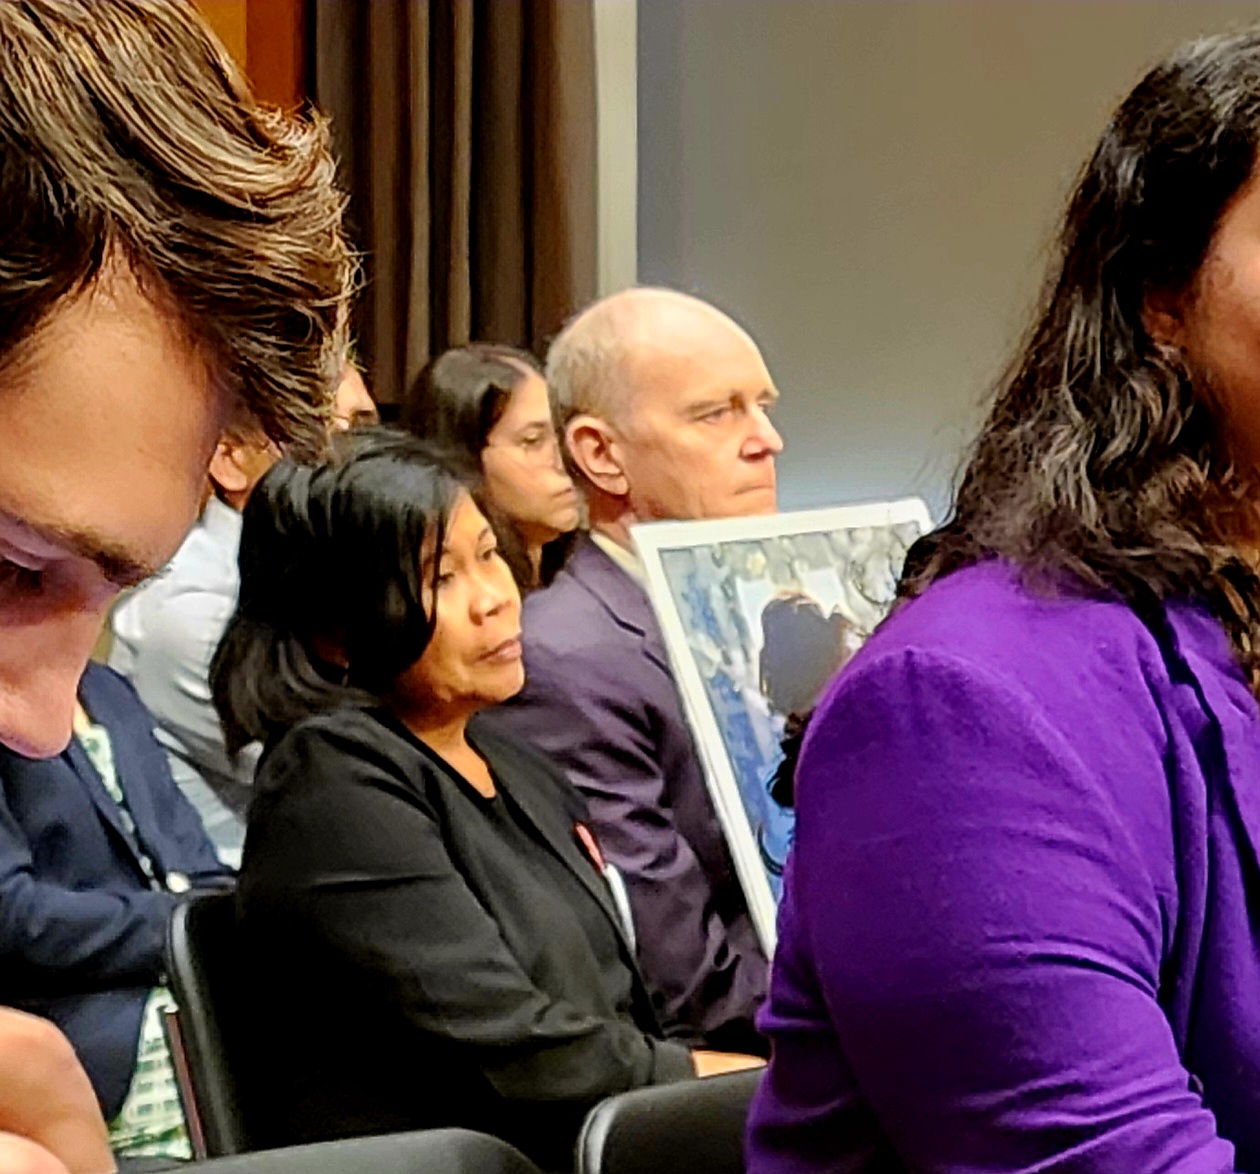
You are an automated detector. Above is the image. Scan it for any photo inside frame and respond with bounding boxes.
[635,501,931,951]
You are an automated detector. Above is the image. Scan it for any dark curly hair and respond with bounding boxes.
[901,26,1260,690]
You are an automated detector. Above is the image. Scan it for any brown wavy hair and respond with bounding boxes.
[901,26,1260,690]
[0,0,355,457]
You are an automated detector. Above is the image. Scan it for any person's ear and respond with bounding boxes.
[208,437,251,495]
[1142,286,1186,349]
[566,415,629,497]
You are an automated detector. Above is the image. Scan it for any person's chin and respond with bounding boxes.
[728,486,778,516]
[493,661,527,701]
[0,697,75,760]
[551,504,582,534]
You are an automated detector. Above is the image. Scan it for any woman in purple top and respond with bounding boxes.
[749,27,1260,1174]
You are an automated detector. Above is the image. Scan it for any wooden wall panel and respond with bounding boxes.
[195,0,248,71]
[195,0,307,108]
[246,0,306,108]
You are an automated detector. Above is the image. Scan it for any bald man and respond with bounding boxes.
[483,288,782,1053]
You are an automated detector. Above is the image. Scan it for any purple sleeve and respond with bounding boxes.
[749,648,1236,1174]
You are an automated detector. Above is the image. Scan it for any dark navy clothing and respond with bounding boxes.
[0,663,229,1117]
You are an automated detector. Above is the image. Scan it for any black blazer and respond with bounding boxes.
[0,664,230,1116]
[237,707,694,1171]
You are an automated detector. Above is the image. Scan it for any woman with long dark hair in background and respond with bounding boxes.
[750,27,1260,1174]
[757,592,856,809]
[405,345,580,590]
[212,430,760,1171]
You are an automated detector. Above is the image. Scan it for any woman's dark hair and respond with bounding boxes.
[901,26,1260,691]
[210,427,463,755]
[760,593,855,809]
[404,343,542,452]
[403,343,569,589]
[759,592,855,719]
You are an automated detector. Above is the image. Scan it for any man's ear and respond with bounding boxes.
[1142,286,1186,349]
[208,437,250,495]
[566,415,630,497]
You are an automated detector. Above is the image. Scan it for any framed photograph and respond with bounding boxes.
[633,499,932,953]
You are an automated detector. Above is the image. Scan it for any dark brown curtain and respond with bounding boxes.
[311,0,597,410]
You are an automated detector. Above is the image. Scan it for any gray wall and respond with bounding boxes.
[638,0,1260,518]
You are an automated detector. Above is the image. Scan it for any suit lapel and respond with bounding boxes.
[385,692,641,961]
[74,672,153,878]
[566,537,674,676]
[515,798,636,960]
[486,742,637,959]
[62,737,147,870]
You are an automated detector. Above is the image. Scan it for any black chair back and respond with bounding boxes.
[186,1129,540,1174]
[165,892,251,1156]
[575,1070,762,1174]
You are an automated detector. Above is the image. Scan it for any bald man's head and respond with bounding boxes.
[551,287,783,525]
[547,288,763,428]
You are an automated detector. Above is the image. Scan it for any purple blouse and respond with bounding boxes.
[747,562,1260,1173]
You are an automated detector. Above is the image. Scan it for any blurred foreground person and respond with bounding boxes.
[0,0,352,1165]
[0,664,231,1160]
[750,25,1260,1174]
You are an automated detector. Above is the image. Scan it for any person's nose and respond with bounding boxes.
[745,405,784,458]
[471,564,519,624]
[545,431,567,474]
[0,601,113,758]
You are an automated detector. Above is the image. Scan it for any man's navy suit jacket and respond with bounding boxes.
[0,663,229,1117]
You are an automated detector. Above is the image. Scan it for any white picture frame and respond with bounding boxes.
[633,499,933,953]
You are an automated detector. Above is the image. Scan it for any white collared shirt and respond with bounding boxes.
[589,530,647,587]
[109,496,253,866]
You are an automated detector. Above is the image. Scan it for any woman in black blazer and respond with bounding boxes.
[210,430,759,1172]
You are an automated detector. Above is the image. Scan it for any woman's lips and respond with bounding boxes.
[481,636,523,663]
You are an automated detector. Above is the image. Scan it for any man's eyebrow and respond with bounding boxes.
[684,387,779,413]
[12,516,158,589]
[683,394,733,414]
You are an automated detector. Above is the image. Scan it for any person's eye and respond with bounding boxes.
[700,407,732,424]
[479,545,499,563]
[0,559,45,594]
[435,568,456,589]
[519,433,544,450]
